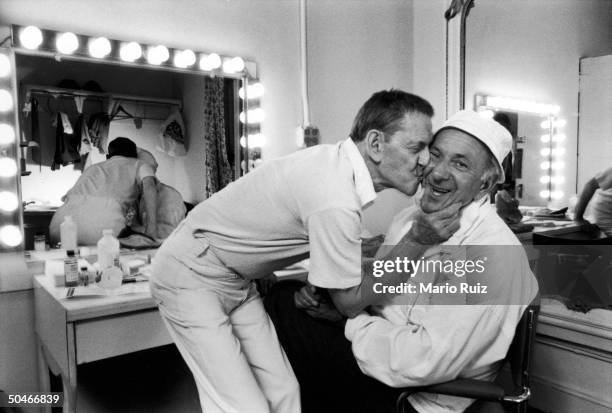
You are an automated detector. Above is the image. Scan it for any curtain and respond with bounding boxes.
[204,77,233,197]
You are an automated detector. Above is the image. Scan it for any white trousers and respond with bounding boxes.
[150,223,300,413]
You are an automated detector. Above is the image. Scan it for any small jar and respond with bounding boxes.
[34,233,46,252]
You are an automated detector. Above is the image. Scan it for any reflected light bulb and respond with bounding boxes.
[0,90,13,112]
[0,225,23,247]
[56,32,79,54]
[0,191,18,212]
[147,45,169,65]
[540,134,550,143]
[0,124,15,145]
[539,190,550,199]
[540,176,551,184]
[88,37,111,58]
[552,134,566,143]
[0,157,17,177]
[19,26,43,50]
[120,42,142,62]
[540,162,550,170]
[0,54,11,78]
[540,148,550,156]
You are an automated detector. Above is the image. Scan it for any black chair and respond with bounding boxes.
[396,303,540,413]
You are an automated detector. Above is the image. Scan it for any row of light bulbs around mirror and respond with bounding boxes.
[16,25,268,146]
[539,116,566,200]
[0,48,22,248]
[17,25,247,73]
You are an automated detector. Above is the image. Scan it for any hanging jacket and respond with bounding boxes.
[51,112,81,170]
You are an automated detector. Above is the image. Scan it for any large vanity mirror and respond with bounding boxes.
[0,25,261,251]
[464,0,612,209]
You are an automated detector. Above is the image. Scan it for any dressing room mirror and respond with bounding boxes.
[0,24,261,250]
[464,0,612,208]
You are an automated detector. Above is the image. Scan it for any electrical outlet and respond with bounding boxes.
[303,125,320,147]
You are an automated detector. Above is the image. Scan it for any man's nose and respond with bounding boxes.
[418,148,430,167]
[429,160,450,181]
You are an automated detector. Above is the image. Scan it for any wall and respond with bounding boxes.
[307,0,414,144]
[464,0,612,206]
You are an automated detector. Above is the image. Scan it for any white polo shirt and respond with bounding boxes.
[184,138,376,287]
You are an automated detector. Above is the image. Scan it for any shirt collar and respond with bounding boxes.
[341,137,377,207]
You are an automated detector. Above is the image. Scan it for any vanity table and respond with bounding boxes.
[33,274,172,413]
[511,213,612,413]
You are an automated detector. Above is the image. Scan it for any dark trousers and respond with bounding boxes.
[264,281,418,413]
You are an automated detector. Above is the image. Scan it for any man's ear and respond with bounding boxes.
[364,129,385,163]
[478,174,496,199]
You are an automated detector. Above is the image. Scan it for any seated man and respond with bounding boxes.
[265,110,539,413]
[134,148,186,239]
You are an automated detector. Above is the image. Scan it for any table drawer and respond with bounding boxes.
[75,309,173,364]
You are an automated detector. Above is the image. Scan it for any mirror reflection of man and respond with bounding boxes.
[149,90,464,413]
[49,137,157,245]
[266,110,539,413]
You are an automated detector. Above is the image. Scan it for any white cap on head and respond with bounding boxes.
[437,110,512,183]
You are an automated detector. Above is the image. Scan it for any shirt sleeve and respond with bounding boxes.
[306,207,362,289]
[344,305,517,387]
[595,167,612,191]
[136,161,156,183]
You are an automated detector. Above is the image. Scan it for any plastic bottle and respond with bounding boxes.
[64,250,79,287]
[60,216,78,252]
[97,229,120,270]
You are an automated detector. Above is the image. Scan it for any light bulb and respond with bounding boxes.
[540,176,551,184]
[174,49,196,68]
[19,26,43,50]
[539,190,550,199]
[56,32,79,55]
[147,45,169,65]
[0,124,15,145]
[552,134,566,143]
[0,191,18,212]
[0,225,22,247]
[540,162,550,170]
[552,147,566,156]
[551,176,565,184]
[240,133,266,148]
[239,108,265,124]
[0,90,13,112]
[199,53,222,71]
[0,157,17,177]
[120,42,142,62]
[551,191,564,200]
[540,134,550,143]
[239,82,265,100]
[540,148,550,156]
[0,54,11,78]
[88,37,111,58]
[223,56,245,73]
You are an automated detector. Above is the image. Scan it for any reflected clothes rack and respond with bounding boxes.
[23,83,183,122]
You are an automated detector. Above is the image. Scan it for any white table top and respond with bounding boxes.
[34,275,156,322]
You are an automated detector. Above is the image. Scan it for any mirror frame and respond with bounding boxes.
[0,24,260,251]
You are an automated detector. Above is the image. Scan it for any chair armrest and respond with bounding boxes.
[421,379,505,401]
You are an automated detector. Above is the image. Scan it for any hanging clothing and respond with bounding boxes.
[51,112,80,170]
[157,108,187,157]
[204,77,233,196]
[75,113,92,156]
[88,112,111,152]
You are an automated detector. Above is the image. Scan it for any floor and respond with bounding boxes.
[48,345,550,413]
